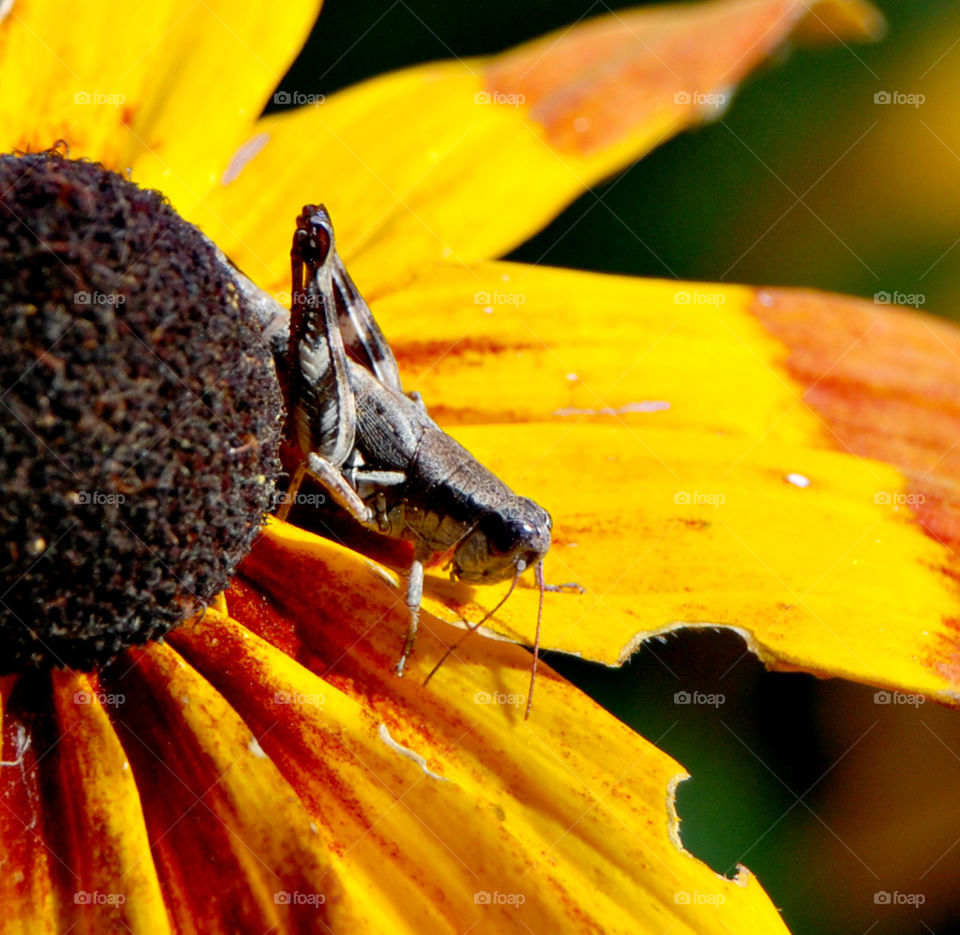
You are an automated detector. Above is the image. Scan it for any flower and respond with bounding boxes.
[5,0,959,933]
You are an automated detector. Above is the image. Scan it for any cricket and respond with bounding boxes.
[226,205,554,718]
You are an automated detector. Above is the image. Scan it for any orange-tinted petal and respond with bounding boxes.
[0,674,56,933]
[97,643,351,933]
[166,524,791,934]
[0,660,350,934]
[191,0,880,296]
[750,288,960,683]
[483,0,882,157]
[0,670,171,934]
[50,670,171,935]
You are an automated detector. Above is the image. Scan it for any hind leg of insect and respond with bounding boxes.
[274,455,378,526]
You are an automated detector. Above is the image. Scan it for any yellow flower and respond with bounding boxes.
[6,1,959,933]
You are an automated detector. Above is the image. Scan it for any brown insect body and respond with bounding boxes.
[224,205,552,716]
[347,361,552,584]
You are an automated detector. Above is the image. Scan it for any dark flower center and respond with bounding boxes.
[0,150,282,672]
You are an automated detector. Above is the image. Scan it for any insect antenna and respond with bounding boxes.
[422,566,523,688]
[525,561,546,720]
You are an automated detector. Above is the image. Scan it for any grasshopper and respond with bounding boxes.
[229,206,553,717]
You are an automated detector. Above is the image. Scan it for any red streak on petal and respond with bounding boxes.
[393,337,540,372]
[0,676,57,922]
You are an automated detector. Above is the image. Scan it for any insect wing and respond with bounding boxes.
[330,256,405,394]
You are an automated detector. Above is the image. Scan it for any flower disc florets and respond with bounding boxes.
[0,151,282,671]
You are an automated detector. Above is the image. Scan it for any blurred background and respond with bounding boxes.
[275,2,960,933]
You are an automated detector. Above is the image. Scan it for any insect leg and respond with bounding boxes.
[525,561,546,720]
[275,208,362,525]
[275,462,307,523]
[302,452,375,527]
[396,547,431,677]
[298,448,430,677]
[289,206,358,467]
[350,469,407,487]
[544,581,586,594]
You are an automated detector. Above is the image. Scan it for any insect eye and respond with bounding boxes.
[479,512,534,557]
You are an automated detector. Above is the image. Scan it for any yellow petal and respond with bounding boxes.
[0,0,321,211]
[170,527,791,934]
[315,261,960,705]
[191,0,881,295]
